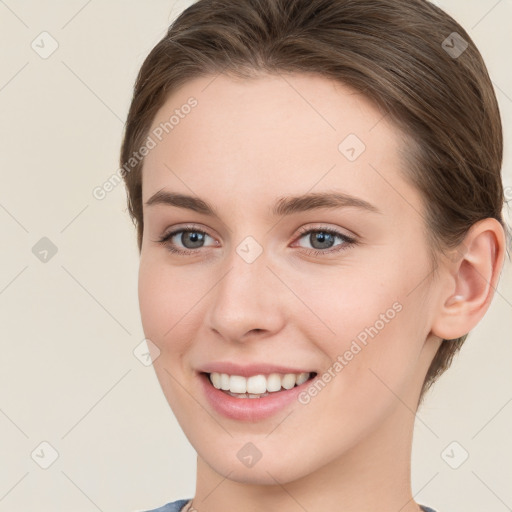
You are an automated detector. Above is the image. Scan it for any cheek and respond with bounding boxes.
[137,257,199,413]
[294,266,403,345]
[335,300,431,414]
[137,255,197,354]
[304,254,432,381]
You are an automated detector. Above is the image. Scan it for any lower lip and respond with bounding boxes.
[199,372,315,421]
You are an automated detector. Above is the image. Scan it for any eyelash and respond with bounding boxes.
[155,224,357,257]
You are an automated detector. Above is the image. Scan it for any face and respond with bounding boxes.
[138,72,443,485]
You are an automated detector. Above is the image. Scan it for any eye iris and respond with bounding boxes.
[182,231,205,249]
[311,231,334,250]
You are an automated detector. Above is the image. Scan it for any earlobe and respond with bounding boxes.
[431,218,506,341]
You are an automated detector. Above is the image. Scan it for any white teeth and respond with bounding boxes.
[208,371,313,396]
[281,373,296,390]
[266,373,282,392]
[210,372,221,389]
[220,373,230,390]
[296,372,309,385]
[247,374,267,394]
[229,375,247,393]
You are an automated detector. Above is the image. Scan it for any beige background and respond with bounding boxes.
[0,1,510,511]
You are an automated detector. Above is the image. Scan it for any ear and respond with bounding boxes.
[431,218,506,340]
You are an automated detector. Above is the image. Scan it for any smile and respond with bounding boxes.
[208,371,313,397]
[199,370,318,421]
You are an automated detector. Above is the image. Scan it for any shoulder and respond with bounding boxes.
[138,498,191,512]
[139,500,439,512]
[420,505,439,512]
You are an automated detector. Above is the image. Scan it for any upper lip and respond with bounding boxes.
[199,362,315,377]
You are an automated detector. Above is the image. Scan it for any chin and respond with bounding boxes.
[203,453,315,486]
[194,432,342,487]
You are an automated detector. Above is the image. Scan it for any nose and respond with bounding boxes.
[205,242,287,343]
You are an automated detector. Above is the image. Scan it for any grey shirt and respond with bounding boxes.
[141,499,439,511]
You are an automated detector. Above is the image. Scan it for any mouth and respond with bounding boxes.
[202,371,318,398]
[197,362,319,420]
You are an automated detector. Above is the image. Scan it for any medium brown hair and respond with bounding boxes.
[120,0,505,403]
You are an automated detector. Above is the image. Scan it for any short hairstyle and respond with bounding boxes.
[120,0,505,403]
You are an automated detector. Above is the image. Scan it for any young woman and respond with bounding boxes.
[119,1,507,510]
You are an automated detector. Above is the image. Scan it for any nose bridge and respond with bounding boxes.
[206,237,285,341]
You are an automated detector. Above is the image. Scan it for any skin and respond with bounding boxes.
[137,72,505,512]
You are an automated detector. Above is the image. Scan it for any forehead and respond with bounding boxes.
[141,72,416,216]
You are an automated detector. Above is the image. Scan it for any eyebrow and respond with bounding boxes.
[144,189,380,217]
